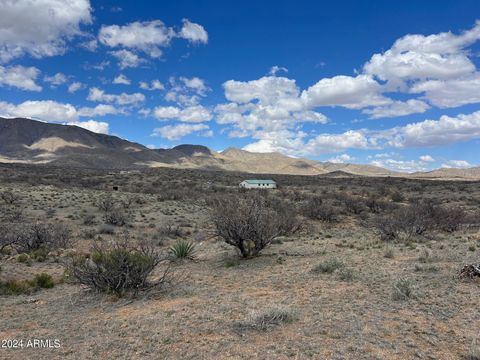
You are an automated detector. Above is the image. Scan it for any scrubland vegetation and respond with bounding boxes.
[0,163,479,359]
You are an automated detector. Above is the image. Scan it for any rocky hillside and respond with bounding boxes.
[0,117,478,179]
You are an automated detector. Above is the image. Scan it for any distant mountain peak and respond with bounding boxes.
[173,144,212,156]
[0,117,478,179]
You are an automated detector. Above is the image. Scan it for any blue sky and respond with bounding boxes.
[1,0,480,172]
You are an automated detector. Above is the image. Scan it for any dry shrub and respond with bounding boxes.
[374,201,466,241]
[96,194,132,226]
[67,235,169,296]
[0,190,20,205]
[95,194,116,212]
[1,222,72,252]
[209,194,299,258]
[103,208,131,226]
[303,196,338,222]
[432,206,466,232]
[342,195,366,215]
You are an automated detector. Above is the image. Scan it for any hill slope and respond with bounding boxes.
[0,117,478,179]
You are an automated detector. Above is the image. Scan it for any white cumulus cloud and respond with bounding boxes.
[44,72,68,86]
[153,105,212,122]
[140,79,164,91]
[441,160,473,168]
[0,65,42,91]
[67,120,109,134]
[113,74,131,85]
[0,0,92,63]
[362,99,430,119]
[110,49,146,69]
[152,123,210,140]
[0,100,119,122]
[68,82,84,93]
[179,19,208,44]
[87,87,145,106]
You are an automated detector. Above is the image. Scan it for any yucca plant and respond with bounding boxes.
[169,240,196,260]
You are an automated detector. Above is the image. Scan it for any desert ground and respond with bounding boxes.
[0,163,479,360]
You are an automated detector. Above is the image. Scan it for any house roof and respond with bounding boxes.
[242,179,276,184]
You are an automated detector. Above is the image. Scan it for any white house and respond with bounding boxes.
[239,179,277,189]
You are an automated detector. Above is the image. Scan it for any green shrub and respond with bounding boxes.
[337,267,355,281]
[0,279,34,295]
[312,258,344,274]
[169,240,196,259]
[31,248,49,262]
[17,253,30,263]
[392,277,416,300]
[224,259,241,268]
[33,273,54,289]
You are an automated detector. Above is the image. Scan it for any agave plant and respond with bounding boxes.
[169,240,196,260]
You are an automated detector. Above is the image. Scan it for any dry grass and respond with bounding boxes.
[0,164,479,359]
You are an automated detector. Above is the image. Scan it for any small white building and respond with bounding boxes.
[239,179,277,189]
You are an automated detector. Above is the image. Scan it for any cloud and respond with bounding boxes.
[77,104,119,117]
[0,0,92,63]
[0,100,78,121]
[68,82,84,93]
[98,19,208,68]
[224,76,299,104]
[179,19,208,44]
[152,123,210,140]
[269,66,288,76]
[43,72,68,86]
[327,153,354,163]
[67,120,109,134]
[164,76,209,106]
[180,76,208,94]
[381,110,480,148]
[304,130,370,154]
[139,79,164,91]
[113,74,131,85]
[110,49,146,69]
[87,87,145,105]
[0,65,42,91]
[420,155,435,162]
[99,20,175,58]
[362,99,430,119]
[0,100,119,122]
[370,158,430,173]
[81,38,98,51]
[153,105,212,122]
[410,73,480,108]
[441,160,473,168]
[363,21,480,87]
[301,75,391,109]
[238,108,480,157]
[217,76,329,153]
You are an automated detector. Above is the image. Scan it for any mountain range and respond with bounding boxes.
[1,117,479,180]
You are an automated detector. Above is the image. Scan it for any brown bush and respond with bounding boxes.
[303,197,337,222]
[5,222,72,252]
[374,201,466,241]
[210,194,299,258]
[0,190,20,205]
[103,208,131,226]
[431,206,466,232]
[342,195,366,215]
[96,194,116,212]
[67,236,169,296]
